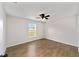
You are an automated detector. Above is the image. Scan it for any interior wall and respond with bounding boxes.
[0,3,6,55]
[77,4,79,52]
[45,15,77,47]
[6,15,77,47]
[77,15,79,51]
[6,15,44,47]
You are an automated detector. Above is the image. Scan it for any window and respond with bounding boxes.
[28,23,36,38]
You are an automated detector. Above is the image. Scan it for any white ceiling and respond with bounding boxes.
[3,2,79,21]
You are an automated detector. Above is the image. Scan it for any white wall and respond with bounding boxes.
[6,15,44,47]
[77,4,79,52]
[0,3,6,55]
[6,15,77,47]
[77,14,79,52]
[4,3,78,48]
[45,15,77,47]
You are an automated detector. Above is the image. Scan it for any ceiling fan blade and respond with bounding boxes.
[45,15,50,17]
[45,17,48,19]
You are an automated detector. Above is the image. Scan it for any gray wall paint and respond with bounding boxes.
[6,15,77,47]
[45,15,77,47]
[6,15,44,47]
[5,2,78,48]
[0,3,6,55]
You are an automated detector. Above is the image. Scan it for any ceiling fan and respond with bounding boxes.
[39,13,50,20]
[36,13,50,20]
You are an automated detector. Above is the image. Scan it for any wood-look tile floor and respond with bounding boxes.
[6,39,79,57]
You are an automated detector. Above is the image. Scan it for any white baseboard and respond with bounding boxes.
[7,38,41,48]
[46,38,78,47]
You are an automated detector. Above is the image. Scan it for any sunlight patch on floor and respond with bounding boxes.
[27,43,36,56]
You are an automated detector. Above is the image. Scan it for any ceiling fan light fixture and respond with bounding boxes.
[39,13,50,20]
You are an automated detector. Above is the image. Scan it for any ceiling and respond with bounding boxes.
[3,2,79,21]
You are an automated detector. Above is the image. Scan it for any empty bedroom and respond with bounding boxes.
[0,2,79,57]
